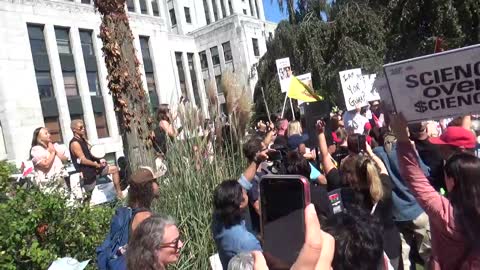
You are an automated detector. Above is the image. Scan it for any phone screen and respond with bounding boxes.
[358,135,367,152]
[260,176,308,268]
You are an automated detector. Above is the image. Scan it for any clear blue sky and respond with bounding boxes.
[263,0,288,23]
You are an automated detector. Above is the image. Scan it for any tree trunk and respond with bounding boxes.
[95,0,156,175]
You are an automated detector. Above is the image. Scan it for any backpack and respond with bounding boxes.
[96,207,149,270]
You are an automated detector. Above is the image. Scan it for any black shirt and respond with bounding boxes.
[69,137,100,185]
[414,138,446,191]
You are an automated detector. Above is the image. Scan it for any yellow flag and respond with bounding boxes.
[287,76,323,102]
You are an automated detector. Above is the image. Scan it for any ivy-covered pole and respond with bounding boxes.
[94,0,156,174]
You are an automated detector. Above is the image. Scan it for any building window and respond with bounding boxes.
[215,75,223,94]
[87,72,101,96]
[95,112,109,138]
[228,0,233,14]
[152,0,159,16]
[203,0,211,24]
[79,31,94,56]
[212,0,219,21]
[199,51,208,69]
[252,38,260,56]
[188,53,201,106]
[81,0,91,4]
[35,71,54,99]
[249,0,255,17]
[139,36,157,95]
[55,27,79,96]
[243,9,247,15]
[127,0,135,12]
[169,9,177,26]
[184,7,192,23]
[222,42,233,62]
[63,72,79,96]
[44,117,63,143]
[140,0,148,14]
[175,52,187,98]
[28,24,53,98]
[220,0,226,18]
[254,0,260,18]
[55,28,71,54]
[211,46,220,66]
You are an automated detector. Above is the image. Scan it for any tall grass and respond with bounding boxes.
[154,73,251,269]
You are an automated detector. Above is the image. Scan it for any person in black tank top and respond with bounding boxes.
[69,120,123,199]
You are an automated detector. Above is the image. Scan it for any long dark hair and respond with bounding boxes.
[157,104,170,122]
[445,153,480,244]
[213,180,244,228]
[128,181,155,209]
[29,127,45,159]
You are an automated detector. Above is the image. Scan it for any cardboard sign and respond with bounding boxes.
[384,44,480,122]
[339,68,368,111]
[296,73,313,105]
[364,74,381,102]
[276,58,292,93]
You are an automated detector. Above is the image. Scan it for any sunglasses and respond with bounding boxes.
[159,236,182,252]
[76,126,85,130]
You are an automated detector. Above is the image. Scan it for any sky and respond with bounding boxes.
[262,0,288,23]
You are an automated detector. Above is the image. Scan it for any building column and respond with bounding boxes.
[172,1,184,34]
[206,0,216,22]
[170,51,183,104]
[193,52,208,115]
[44,25,73,142]
[218,44,226,72]
[70,27,98,140]
[181,53,195,106]
[256,0,265,20]
[223,0,231,16]
[92,29,120,140]
[133,0,141,14]
[250,0,258,18]
[157,0,166,19]
[146,0,154,16]
[215,0,223,19]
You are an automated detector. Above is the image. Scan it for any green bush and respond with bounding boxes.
[0,160,114,270]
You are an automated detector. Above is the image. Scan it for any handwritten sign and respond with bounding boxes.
[276,58,292,93]
[339,68,368,111]
[384,44,480,122]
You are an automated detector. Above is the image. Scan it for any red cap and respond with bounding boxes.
[429,127,476,149]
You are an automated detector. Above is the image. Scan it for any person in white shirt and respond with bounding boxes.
[29,127,68,188]
[343,107,369,135]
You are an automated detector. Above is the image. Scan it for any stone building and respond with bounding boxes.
[0,0,276,162]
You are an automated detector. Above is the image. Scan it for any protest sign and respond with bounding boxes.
[384,44,480,122]
[372,72,395,113]
[276,58,292,93]
[364,74,381,102]
[296,73,313,105]
[339,68,368,111]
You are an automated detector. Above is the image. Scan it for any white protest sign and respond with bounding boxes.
[364,74,381,102]
[373,72,395,113]
[339,68,368,111]
[296,73,313,105]
[276,58,292,93]
[384,44,480,122]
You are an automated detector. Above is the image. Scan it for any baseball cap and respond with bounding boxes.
[429,126,476,149]
[130,166,162,184]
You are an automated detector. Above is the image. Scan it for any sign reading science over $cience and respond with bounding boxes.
[384,44,480,122]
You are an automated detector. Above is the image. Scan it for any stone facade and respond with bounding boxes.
[0,0,276,162]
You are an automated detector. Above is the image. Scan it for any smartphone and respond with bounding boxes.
[260,175,311,268]
[358,134,367,153]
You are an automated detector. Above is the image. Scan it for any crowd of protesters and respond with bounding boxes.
[25,97,480,270]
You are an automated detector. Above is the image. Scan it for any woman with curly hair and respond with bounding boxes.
[127,215,183,270]
[212,180,262,269]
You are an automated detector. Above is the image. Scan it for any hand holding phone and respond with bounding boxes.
[316,120,326,133]
[260,175,311,267]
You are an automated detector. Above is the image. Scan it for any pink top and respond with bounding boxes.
[30,145,65,186]
[397,142,480,269]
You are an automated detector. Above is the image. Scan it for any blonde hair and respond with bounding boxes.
[70,119,83,130]
[287,121,302,137]
[359,157,384,203]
